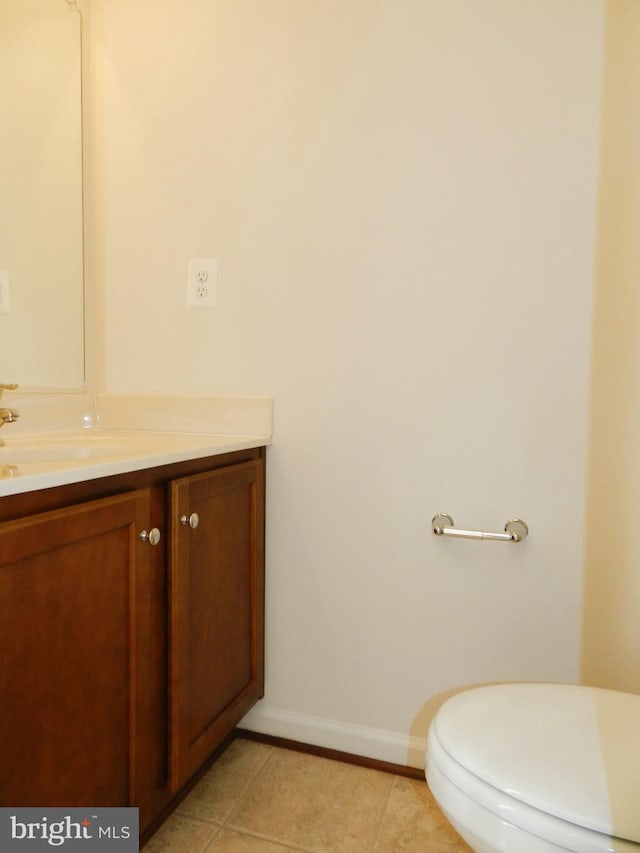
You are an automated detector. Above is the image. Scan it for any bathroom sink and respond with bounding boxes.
[0,445,138,464]
[0,432,149,465]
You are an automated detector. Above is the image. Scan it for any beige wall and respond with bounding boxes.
[90,1,604,763]
[582,0,640,693]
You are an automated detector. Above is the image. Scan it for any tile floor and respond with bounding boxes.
[142,736,473,852]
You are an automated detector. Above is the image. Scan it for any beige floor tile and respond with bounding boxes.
[374,777,473,852]
[228,747,394,852]
[178,739,274,823]
[141,814,219,853]
[205,827,304,852]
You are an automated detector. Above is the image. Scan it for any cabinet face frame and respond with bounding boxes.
[168,458,265,791]
[0,446,266,830]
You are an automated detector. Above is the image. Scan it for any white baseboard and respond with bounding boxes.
[239,702,426,771]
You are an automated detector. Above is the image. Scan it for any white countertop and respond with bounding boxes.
[0,392,272,497]
[0,429,269,497]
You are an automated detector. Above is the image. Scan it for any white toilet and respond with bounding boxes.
[426,683,640,852]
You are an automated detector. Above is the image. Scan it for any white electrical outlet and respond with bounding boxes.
[0,271,10,314]
[187,259,217,309]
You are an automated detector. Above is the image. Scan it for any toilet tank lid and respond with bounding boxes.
[433,683,640,843]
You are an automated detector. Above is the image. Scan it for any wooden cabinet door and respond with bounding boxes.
[169,459,265,790]
[0,490,153,810]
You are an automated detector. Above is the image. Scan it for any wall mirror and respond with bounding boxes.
[0,0,84,389]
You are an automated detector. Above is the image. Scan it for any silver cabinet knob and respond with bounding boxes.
[180,512,199,529]
[139,527,161,545]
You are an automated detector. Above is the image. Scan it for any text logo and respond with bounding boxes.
[0,809,138,851]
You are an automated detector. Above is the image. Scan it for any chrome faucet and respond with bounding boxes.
[0,384,19,446]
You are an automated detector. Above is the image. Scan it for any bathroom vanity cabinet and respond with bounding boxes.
[0,447,265,834]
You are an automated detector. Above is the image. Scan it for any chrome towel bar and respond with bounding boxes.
[432,513,528,542]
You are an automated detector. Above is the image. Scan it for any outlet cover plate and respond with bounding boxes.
[0,271,10,314]
[187,259,217,309]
